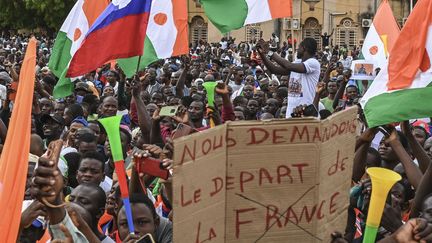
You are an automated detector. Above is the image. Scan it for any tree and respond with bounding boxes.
[24,0,76,30]
[0,0,75,31]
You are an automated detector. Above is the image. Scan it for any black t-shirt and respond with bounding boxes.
[322,35,330,47]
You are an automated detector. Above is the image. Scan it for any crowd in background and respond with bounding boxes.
[1,32,432,242]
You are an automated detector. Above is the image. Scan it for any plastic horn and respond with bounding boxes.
[99,115,135,234]
[363,167,401,243]
[203,81,218,127]
[203,81,217,108]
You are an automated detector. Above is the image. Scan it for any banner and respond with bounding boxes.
[173,107,358,243]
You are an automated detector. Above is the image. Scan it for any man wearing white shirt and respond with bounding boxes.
[341,53,353,69]
[257,38,320,118]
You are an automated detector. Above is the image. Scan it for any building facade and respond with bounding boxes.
[188,0,415,49]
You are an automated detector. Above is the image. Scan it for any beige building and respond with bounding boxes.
[188,0,414,49]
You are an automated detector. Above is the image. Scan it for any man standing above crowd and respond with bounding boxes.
[256,38,320,117]
[321,29,334,48]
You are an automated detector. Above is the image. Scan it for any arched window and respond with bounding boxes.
[245,24,261,42]
[190,16,208,43]
[335,18,358,49]
[302,17,322,49]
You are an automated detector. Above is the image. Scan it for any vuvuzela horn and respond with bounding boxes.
[99,115,135,234]
[203,81,217,108]
[363,167,401,243]
[203,81,218,128]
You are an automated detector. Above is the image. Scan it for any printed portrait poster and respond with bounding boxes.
[350,60,376,80]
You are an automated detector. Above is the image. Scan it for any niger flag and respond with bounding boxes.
[361,0,432,127]
[201,0,292,33]
[361,0,400,69]
[0,38,36,241]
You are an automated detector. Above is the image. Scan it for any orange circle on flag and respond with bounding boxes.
[74,28,82,41]
[154,13,167,26]
[369,46,378,55]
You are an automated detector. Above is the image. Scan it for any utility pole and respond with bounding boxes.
[374,0,378,13]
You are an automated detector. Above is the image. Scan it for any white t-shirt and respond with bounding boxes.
[286,58,320,118]
[220,41,228,50]
[228,81,244,94]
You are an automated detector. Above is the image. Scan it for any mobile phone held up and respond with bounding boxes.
[159,106,179,117]
[135,157,169,180]
[136,233,156,243]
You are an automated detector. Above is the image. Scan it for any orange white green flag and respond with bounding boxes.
[0,37,36,242]
[117,0,189,77]
[49,0,109,98]
[200,0,292,33]
[361,0,400,69]
[360,0,432,127]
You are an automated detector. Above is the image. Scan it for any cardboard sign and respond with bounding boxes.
[173,107,358,243]
[173,125,227,243]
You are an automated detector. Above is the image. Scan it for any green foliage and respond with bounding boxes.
[0,0,75,31]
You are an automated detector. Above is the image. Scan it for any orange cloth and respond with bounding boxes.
[36,229,50,243]
[8,81,18,101]
[0,37,36,241]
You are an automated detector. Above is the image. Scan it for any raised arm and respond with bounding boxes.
[401,121,431,173]
[271,52,308,74]
[150,109,164,145]
[4,61,19,82]
[132,76,151,144]
[386,128,422,189]
[313,82,326,110]
[117,69,128,110]
[332,72,351,109]
[322,62,336,84]
[352,129,377,182]
[256,41,290,75]
[176,56,190,98]
[224,65,235,85]
[411,162,432,217]
[215,83,235,122]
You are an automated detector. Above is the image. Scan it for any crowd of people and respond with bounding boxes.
[1,32,432,242]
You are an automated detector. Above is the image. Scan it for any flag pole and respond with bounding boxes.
[136,55,142,74]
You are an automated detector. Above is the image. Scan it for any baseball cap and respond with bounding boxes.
[71,116,88,127]
[75,82,90,93]
[40,114,65,126]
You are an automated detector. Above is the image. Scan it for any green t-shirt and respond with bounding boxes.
[320,97,334,112]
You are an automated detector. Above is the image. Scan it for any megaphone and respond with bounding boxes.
[363,167,401,243]
[99,115,135,234]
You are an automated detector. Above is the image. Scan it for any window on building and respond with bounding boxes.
[190,16,208,44]
[335,18,358,49]
[245,24,261,42]
[302,17,322,49]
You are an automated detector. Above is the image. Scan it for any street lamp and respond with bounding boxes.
[304,0,320,11]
